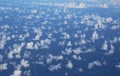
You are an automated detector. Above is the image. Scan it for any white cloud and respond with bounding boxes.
[111,25,120,30]
[0,34,7,49]
[78,3,86,8]
[11,69,22,76]
[102,41,108,51]
[7,36,11,41]
[62,33,70,39]
[63,48,72,55]
[80,39,86,44]
[46,54,63,64]
[39,39,51,49]
[1,25,9,29]
[74,48,82,54]
[53,55,63,61]
[67,41,72,46]
[8,43,25,59]
[26,15,32,20]
[115,63,120,69]
[83,48,95,53]
[13,43,25,53]
[66,2,86,8]
[26,42,34,49]
[110,0,120,6]
[64,20,68,25]
[40,40,45,46]
[105,44,115,55]
[0,63,8,71]
[106,17,113,23]
[11,35,16,39]
[48,64,61,71]
[34,34,41,40]
[31,9,37,14]
[78,68,83,72]
[46,54,54,64]
[34,30,43,40]
[92,31,99,41]
[8,51,14,59]
[41,20,48,25]
[88,61,101,69]
[66,61,73,69]
[88,0,95,2]
[44,39,51,44]
[58,41,65,46]
[15,54,21,59]
[20,59,30,68]
[23,70,31,76]
[100,4,108,8]
[72,55,82,60]
[0,54,3,62]
[34,43,39,50]
[23,51,31,59]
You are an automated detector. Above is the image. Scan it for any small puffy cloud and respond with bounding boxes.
[11,69,22,76]
[34,30,43,40]
[115,63,120,69]
[0,63,8,71]
[34,43,39,50]
[20,59,30,68]
[78,68,83,72]
[42,20,48,25]
[72,55,82,60]
[83,48,95,53]
[58,41,65,46]
[64,20,68,25]
[39,39,51,49]
[67,41,72,46]
[106,17,113,23]
[48,64,61,71]
[23,70,31,76]
[46,54,54,64]
[100,4,108,8]
[88,0,95,2]
[111,25,120,30]
[1,25,9,29]
[73,48,82,54]
[44,39,51,44]
[31,9,37,14]
[0,34,7,49]
[80,39,86,44]
[110,0,120,6]
[13,43,25,53]
[105,44,115,55]
[8,51,14,59]
[46,54,63,64]
[78,3,86,8]
[66,61,73,69]
[88,61,101,69]
[26,42,34,49]
[62,33,70,39]
[92,31,99,41]
[53,55,63,61]
[68,2,87,8]
[102,41,108,51]
[0,54,3,62]
[34,34,41,40]
[63,48,72,55]
[8,43,25,59]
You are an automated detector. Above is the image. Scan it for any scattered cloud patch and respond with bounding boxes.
[0,63,8,71]
[88,61,101,69]
[66,61,73,69]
